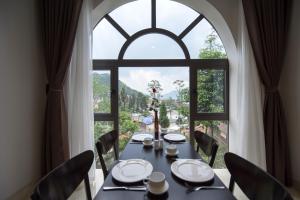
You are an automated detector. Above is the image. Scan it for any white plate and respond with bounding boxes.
[164,134,186,142]
[132,134,153,142]
[112,159,153,183]
[165,150,179,156]
[171,160,214,183]
[147,181,169,195]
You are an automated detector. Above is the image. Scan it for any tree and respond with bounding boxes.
[93,73,110,113]
[164,97,176,119]
[94,121,112,142]
[119,111,139,152]
[120,87,127,110]
[140,95,148,111]
[173,80,189,133]
[198,30,226,137]
[159,102,170,128]
[199,30,226,59]
[128,94,136,111]
[136,92,148,112]
[119,111,139,134]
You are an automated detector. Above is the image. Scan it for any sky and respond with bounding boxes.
[119,67,189,95]
[93,0,225,94]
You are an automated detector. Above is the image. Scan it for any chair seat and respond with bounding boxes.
[194,131,219,167]
[31,150,94,200]
[96,130,118,179]
[224,152,292,200]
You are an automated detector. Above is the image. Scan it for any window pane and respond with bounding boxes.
[93,71,111,113]
[118,67,190,146]
[183,19,227,59]
[93,18,126,59]
[157,0,199,35]
[124,34,185,59]
[195,120,228,169]
[197,69,224,113]
[94,121,114,169]
[109,0,151,35]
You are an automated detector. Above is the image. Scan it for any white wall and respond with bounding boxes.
[0,0,46,198]
[206,0,238,43]
[280,0,300,188]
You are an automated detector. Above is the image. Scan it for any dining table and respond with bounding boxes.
[94,135,236,200]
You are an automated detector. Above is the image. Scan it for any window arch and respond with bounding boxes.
[92,0,229,168]
[92,0,227,60]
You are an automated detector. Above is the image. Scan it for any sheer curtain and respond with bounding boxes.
[231,1,266,169]
[65,0,95,179]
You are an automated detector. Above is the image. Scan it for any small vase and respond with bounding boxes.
[154,110,159,140]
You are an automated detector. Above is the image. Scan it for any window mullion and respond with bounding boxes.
[179,15,204,39]
[151,0,156,28]
[105,15,130,39]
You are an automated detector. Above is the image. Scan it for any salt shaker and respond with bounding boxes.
[159,139,164,150]
[154,140,160,150]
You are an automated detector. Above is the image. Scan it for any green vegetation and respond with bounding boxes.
[119,111,139,152]
[199,30,227,59]
[196,30,228,168]
[93,73,110,113]
[173,80,189,136]
[159,102,170,128]
[93,73,148,155]
[94,121,113,142]
[197,31,225,138]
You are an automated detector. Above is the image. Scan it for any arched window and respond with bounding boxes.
[93,0,229,169]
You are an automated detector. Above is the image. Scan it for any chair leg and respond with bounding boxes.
[229,176,235,193]
[84,175,92,200]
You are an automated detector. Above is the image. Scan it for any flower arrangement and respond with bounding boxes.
[147,80,162,139]
[148,80,162,112]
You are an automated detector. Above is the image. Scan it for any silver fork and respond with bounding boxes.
[185,182,225,193]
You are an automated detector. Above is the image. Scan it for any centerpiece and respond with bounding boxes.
[148,80,162,140]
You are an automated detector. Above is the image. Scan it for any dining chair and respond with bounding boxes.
[194,130,219,167]
[31,150,94,200]
[95,130,118,179]
[224,152,293,200]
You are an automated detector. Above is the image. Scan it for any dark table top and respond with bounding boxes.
[94,140,236,200]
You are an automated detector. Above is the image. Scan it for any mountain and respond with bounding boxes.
[161,90,178,100]
[93,73,147,96]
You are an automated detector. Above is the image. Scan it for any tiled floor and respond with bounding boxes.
[213,169,248,200]
[69,169,104,200]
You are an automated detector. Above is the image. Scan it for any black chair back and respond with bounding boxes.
[95,130,118,178]
[31,150,94,200]
[224,152,293,200]
[194,130,219,167]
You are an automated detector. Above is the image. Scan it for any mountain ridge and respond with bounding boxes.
[93,72,149,98]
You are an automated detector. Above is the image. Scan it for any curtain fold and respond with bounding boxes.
[41,0,83,174]
[233,1,266,169]
[65,0,95,180]
[242,0,292,185]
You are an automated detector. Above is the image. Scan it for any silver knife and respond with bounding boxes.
[103,186,147,191]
